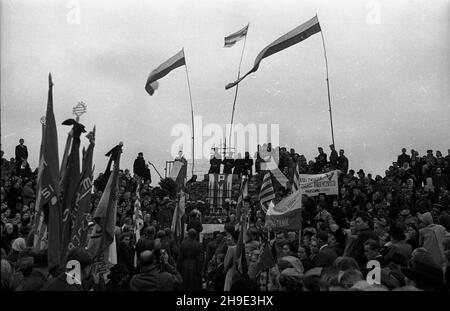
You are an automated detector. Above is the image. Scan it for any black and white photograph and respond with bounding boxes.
[0,0,449,299]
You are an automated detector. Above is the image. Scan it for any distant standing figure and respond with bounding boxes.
[338,149,349,174]
[15,138,28,174]
[133,152,146,178]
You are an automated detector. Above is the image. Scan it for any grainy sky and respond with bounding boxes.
[1,0,449,180]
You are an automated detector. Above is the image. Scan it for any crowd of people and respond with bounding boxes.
[1,137,450,291]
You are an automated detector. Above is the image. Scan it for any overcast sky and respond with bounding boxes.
[1,0,449,179]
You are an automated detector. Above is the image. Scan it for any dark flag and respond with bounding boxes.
[66,127,95,254]
[60,119,86,263]
[226,15,321,89]
[87,143,122,265]
[38,74,61,270]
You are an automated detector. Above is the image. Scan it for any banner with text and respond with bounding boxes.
[298,170,339,196]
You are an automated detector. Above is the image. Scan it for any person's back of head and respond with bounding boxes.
[156,230,166,239]
[319,267,340,290]
[338,269,363,288]
[316,231,329,246]
[303,274,321,291]
[187,228,197,240]
[140,250,155,267]
[333,257,360,271]
[144,226,156,239]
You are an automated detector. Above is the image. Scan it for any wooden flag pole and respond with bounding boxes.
[227,24,249,151]
[318,16,336,147]
[183,48,195,177]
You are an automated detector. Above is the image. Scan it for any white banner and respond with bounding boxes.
[298,170,339,196]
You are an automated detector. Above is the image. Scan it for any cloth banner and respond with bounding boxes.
[298,170,339,196]
[265,190,302,230]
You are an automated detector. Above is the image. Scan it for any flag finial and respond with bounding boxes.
[49,73,53,87]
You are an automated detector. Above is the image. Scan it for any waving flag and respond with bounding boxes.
[87,143,122,264]
[226,15,321,89]
[265,189,303,231]
[145,49,186,95]
[259,173,275,213]
[224,24,249,47]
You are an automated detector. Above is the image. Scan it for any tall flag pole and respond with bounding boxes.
[144,48,194,177]
[183,48,195,178]
[317,14,335,147]
[224,23,250,152]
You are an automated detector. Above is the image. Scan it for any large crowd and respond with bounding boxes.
[1,138,450,291]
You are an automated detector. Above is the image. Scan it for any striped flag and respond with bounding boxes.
[133,184,144,267]
[145,49,186,96]
[270,168,289,188]
[224,24,249,48]
[226,15,321,89]
[259,173,275,213]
